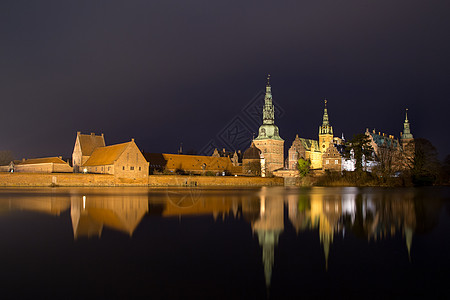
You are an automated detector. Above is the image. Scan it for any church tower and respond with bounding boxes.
[319,99,334,153]
[253,75,284,174]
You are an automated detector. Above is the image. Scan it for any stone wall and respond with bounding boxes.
[148,175,283,187]
[0,173,283,187]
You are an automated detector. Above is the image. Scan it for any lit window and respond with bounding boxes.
[335,160,338,164]
[326,160,329,164]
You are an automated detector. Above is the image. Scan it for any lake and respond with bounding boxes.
[0,186,449,299]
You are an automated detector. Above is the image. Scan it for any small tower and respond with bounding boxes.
[253,75,284,174]
[319,99,334,153]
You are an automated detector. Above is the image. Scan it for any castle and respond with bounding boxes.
[0,75,415,179]
[248,76,415,175]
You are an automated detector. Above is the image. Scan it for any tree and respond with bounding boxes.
[0,150,14,166]
[297,158,311,177]
[441,154,450,184]
[345,133,374,172]
[411,138,441,185]
[374,143,403,178]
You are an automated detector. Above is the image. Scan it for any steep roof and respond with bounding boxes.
[83,142,131,166]
[162,153,232,171]
[290,135,320,152]
[299,138,319,152]
[143,153,167,169]
[18,157,68,165]
[78,133,105,156]
[323,144,341,158]
[243,143,261,160]
[369,132,399,148]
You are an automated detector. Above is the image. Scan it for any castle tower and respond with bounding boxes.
[253,75,284,174]
[319,100,334,153]
[401,108,414,144]
[400,108,415,168]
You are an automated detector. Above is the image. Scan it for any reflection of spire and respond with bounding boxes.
[319,217,333,271]
[253,192,284,290]
[323,234,330,271]
[257,230,280,288]
[405,227,413,262]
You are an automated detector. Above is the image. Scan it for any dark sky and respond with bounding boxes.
[1,0,449,160]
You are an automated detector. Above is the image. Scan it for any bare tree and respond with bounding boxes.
[0,150,14,166]
[411,138,441,185]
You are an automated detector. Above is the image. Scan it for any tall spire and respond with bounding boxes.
[322,99,329,126]
[255,74,282,141]
[263,74,274,125]
[319,99,333,135]
[401,108,413,140]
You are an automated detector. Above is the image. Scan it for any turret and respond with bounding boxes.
[262,74,275,125]
[319,99,334,152]
[401,108,413,140]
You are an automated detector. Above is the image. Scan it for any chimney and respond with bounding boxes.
[91,132,95,136]
[77,131,81,135]
[373,129,375,133]
[222,148,226,153]
[58,156,62,159]
[131,138,135,142]
[22,158,26,162]
[101,133,104,137]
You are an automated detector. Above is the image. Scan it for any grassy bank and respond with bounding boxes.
[311,171,413,187]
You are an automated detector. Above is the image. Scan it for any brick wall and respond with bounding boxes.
[0,173,283,187]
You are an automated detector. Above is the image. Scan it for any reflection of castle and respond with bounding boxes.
[1,188,420,291]
[70,193,149,239]
[287,188,417,267]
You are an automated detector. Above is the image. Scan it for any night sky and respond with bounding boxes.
[1,1,449,160]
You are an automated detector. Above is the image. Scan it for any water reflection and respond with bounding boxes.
[0,187,446,296]
[71,194,149,239]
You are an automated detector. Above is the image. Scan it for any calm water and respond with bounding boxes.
[0,186,449,299]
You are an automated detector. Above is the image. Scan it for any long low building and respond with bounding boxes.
[0,157,73,173]
[144,153,243,175]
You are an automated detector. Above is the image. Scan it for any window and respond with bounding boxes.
[326,160,329,164]
[122,166,125,170]
[130,166,134,170]
[139,167,141,171]
[335,160,339,164]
